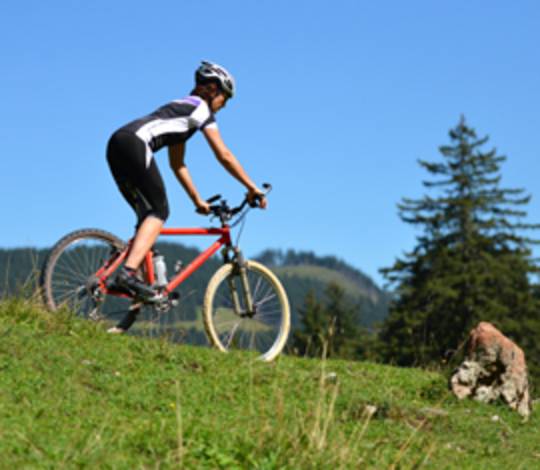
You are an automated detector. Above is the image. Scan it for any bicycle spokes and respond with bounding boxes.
[205,261,289,359]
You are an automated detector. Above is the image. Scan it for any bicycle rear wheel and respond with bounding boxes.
[203,260,290,361]
[41,229,129,325]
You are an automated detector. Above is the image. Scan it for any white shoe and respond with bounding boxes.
[107,326,126,334]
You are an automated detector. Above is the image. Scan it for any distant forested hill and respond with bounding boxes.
[256,249,390,327]
[0,244,389,327]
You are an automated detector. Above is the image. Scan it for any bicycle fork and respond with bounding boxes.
[226,249,255,318]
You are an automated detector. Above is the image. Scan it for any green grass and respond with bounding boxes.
[0,297,538,469]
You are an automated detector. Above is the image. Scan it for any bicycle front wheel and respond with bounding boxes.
[203,260,290,362]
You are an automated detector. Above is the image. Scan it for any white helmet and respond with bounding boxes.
[195,61,236,97]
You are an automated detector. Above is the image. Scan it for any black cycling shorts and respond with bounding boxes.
[107,130,170,227]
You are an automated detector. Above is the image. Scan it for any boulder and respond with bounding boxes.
[450,322,531,419]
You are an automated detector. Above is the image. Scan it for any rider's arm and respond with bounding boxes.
[202,127,267,208]
[168,143,209,212]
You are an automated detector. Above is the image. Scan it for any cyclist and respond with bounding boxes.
[107,61,267,299]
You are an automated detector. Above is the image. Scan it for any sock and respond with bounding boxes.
[124,266,137,276]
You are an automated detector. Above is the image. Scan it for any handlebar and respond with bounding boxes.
[200,183,272,224]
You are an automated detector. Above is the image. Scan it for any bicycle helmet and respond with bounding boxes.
[195,61,236,98]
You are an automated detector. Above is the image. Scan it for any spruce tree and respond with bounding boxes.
[292,283,364,359]
[379,117,540,376]
[324,283,362,358]
[292,289,328,357]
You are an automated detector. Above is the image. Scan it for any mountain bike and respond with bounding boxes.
[41,184,291,361]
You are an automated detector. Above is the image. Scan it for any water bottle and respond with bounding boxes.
[153,254,168,288]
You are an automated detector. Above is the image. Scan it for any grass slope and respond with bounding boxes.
[0,298,538,469]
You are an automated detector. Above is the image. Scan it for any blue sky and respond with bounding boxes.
[1,0,539,286]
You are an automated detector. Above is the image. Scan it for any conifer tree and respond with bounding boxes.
[293,283,364,359]
[324,283,362,358]
[292,289,328,357]
[379,117,540,374]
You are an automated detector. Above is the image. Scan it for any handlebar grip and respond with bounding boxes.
[248,194,263,208]
[196,204,221,216]
[206,194,222,204]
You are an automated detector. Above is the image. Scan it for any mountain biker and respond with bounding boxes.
[107,61,267,299]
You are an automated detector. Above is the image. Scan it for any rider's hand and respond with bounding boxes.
[195,199,211,215]
[247,187,267,209]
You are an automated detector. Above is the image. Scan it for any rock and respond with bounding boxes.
[450,322,531,419]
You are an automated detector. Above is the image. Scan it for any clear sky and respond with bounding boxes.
[1,0,539,286]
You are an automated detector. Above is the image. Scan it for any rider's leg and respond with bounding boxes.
[115,212,166,299]
[107,131,169,300]
[125,215,164,270]
[107,130,170,270]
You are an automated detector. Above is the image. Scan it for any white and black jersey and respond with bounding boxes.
[106,95,217,226]
[120,95,217,166]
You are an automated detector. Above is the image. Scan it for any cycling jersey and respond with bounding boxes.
[119,95,217,167]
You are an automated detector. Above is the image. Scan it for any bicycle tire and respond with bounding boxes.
[41,228,126,317]
[203,260,291,361]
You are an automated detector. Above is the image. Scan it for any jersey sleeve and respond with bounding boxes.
[200,115,218,130]
[190,101,218,131]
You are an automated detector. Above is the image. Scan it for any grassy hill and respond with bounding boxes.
[0,297,538,469]
[275,265,376,301]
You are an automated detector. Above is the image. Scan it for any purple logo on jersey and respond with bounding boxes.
[184,96,202,106]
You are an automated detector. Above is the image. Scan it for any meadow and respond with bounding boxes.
[0,297,537,469]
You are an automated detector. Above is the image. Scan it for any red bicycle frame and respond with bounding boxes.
[95,226,232,297]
